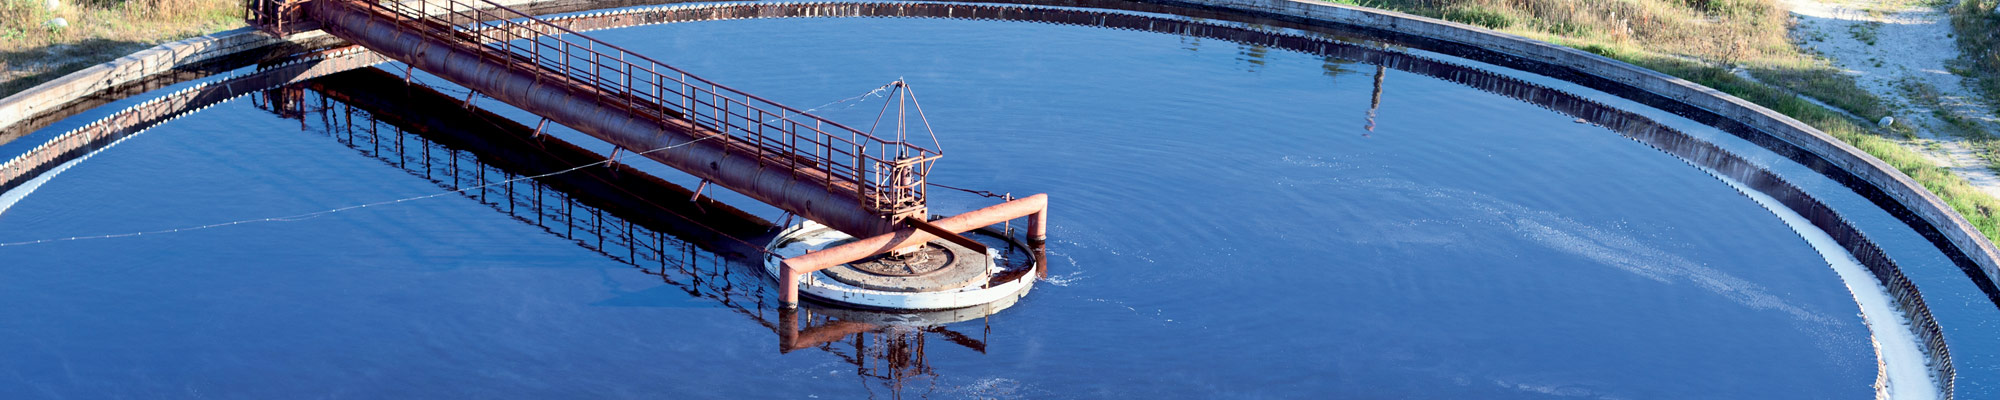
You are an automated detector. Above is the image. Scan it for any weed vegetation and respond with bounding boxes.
[0,0,241,97]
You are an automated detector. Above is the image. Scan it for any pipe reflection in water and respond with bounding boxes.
[1366,65,1385,133]
[251,67,1012,398]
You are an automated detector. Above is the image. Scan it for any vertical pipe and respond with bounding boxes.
[779,260,800,308]
[1028,209,1047,244]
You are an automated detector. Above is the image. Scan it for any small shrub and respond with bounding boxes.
[1443,6,1513,29]
[1578,43,1623,58]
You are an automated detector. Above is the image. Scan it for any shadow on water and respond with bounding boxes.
[1366,65,1385,133]
[253,66,1012,399]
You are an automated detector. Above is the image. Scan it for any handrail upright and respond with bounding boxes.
[647,63,661,109]
[364,0,936,215]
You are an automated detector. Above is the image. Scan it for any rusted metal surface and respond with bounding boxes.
[299,0,939,239]
[273,64,1001,368]
[257,79,772,264]
[780,194,1048,306]
[292,67,775,243]
[497,4,1966,393]
[266,74,1005,380]
[0,0,1950,393]
[902,216,988,254]
[247,0,321,36]
[779,309,878,353]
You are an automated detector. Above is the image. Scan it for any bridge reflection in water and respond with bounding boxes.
[253,66,1003,397]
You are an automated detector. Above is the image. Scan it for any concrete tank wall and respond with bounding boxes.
[1167,0,2000,297]
[0,0,1991,397]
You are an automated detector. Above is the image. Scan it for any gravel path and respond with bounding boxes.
[1787,0,2000,197]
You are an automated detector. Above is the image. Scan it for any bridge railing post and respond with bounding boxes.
[353,0,948,221]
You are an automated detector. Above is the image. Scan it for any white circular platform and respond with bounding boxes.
[766,220,1037,311]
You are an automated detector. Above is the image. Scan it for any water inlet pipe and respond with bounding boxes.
[779,193,1047,308]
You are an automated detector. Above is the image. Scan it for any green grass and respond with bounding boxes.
[1896,77,2000,174]
[1746,65,1890,121]
[1898,77,1988,138]
[1442,6,1513,29]
[1609,52,2000,240]
[1847,21,1881,46]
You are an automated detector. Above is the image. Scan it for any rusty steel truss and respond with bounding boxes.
[250,0,940,238]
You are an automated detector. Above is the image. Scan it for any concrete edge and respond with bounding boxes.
[0,0,1987,395]
[0,28,292,133]
[0,0,557,136]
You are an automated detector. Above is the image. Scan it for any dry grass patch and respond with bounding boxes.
[1336,1,1885,128]
[1331,0,1793,63]
[0,0,242,97]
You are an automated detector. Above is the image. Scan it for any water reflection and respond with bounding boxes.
[253,67,1008,399]
[1367,65,1386,133]
[1321,56,1358,78]
[1235,42,1268,72]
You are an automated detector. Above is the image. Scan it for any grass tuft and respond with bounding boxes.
[1443,5,1513,29]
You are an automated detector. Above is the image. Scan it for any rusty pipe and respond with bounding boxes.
[1028,205,1047,244]
[305,0,901,238]
[789,194,1046,274]
[778,262,800,306]
[786,320,878,353]
[780,193,1047,307]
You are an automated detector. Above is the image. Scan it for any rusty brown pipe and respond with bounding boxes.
[786,320,878,353]
[780,193,1047,307]
[304,0,902,238]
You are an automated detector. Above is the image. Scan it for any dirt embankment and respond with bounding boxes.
[1787,0,2000,196]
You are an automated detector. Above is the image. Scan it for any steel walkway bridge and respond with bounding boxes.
[246,0,1047,307]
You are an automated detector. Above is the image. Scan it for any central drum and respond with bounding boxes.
[765,221,1039,310]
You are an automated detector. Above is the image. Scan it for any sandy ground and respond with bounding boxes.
[1786,0,2000,196]
[1780,4,1992,397]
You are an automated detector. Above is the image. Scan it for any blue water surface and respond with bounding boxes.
[0,17,1881,398]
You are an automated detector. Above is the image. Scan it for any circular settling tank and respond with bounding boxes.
[0,3,1993,399]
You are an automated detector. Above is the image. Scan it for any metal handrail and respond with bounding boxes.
[364,0,937,216]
